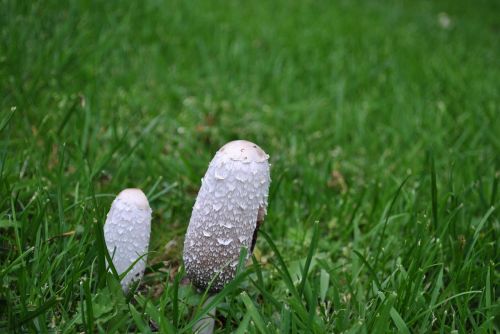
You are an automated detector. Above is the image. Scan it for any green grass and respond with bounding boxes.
[1,0,499,332]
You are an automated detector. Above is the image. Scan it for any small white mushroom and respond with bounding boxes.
[104,188,152,292]
[183,140,271,292]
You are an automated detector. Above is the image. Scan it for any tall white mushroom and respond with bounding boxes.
[104,188,152,292]
[183,140,271,293]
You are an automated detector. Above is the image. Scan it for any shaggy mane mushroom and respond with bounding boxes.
[183,140,271,293]
[104,188,152,292]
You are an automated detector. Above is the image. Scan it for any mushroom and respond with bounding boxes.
[183,140,271,293]
[104,188,152,292]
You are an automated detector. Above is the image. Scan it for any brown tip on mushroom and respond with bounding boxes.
[218,140,269,163]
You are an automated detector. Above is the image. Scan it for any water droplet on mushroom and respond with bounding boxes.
[222,222,233,228]
[202,230,212,237]
[214,172,225,180]
[217,238,233,246]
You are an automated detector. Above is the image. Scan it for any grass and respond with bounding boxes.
[1,0,499,332]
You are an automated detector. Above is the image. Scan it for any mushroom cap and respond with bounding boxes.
[183,140,271,292]
[217,140,269,163]
[104,188,152,292]
[116,188,150,209]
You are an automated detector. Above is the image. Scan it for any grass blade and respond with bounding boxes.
[465,206,495,261]
[430,153,438,229]
[16,297,60,327]
[0,107,16,133]
[181,270,252,332]
[374,176,410,269]
[234,313,251,334]
[279,304,291,334]
[240,292,268,334]
[390,307,410,334]
[299,220,319,296]
[259,230,299,299]
[129,304,153,334]
[319,269,330,303]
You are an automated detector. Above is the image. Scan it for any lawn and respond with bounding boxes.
[1,0,499,332]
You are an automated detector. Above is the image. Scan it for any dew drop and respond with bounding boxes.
[202,230,212,237]
[217,238,233,246]
[214,172,225,180]
[222,222,233,228]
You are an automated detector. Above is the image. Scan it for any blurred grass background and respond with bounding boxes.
[1,0,499,332]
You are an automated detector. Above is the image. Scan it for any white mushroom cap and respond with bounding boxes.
[183,140,271,292]
[104,188,152,292]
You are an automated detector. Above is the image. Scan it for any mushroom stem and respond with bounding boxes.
[193,295,216,334]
